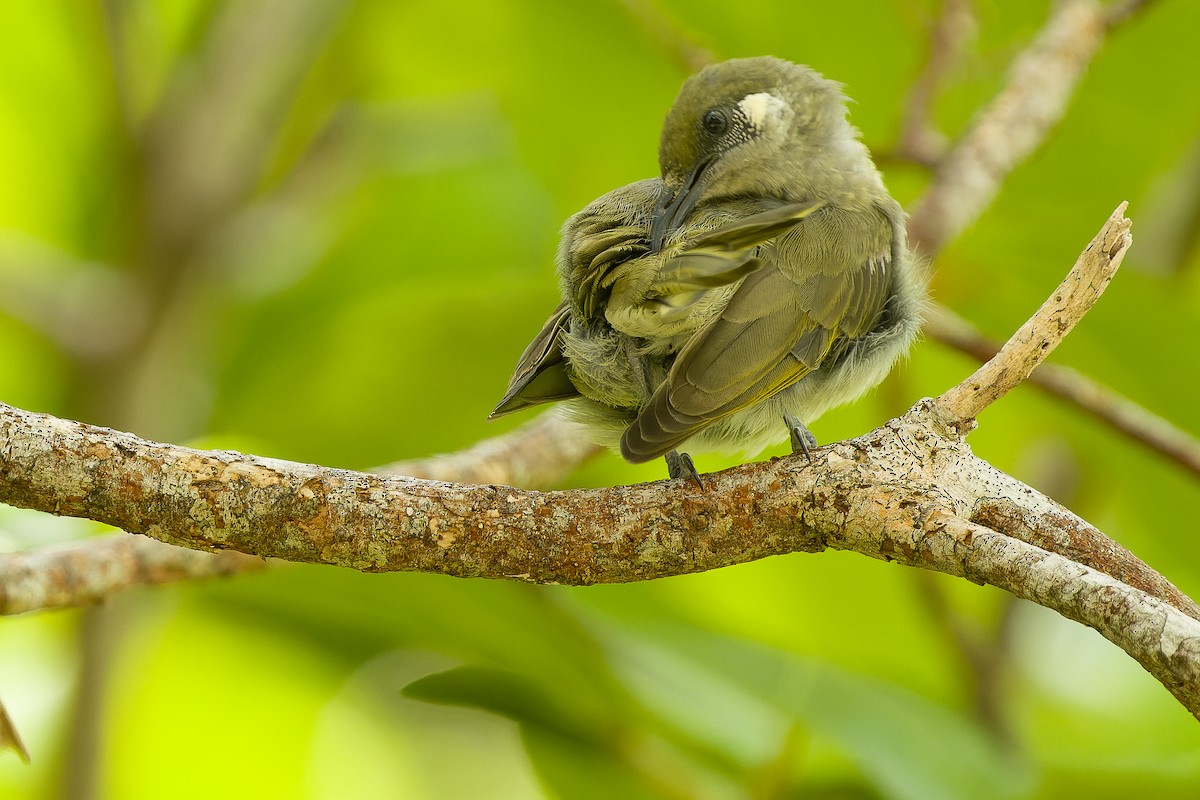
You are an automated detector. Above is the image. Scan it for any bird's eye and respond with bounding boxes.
[701,109,728,136]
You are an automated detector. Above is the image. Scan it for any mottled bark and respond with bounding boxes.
[0,536,264,616]
[3,393,1198,714]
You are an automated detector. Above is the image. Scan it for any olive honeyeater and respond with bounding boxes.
[491,57,924,482]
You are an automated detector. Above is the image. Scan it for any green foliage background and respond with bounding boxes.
[3,1,1200,797]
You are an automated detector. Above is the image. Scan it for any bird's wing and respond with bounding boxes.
[489,301,578,418]
[491,181,663,419]
[602,200,827,338]
[654,200,824,291]
[620,204,896,462]
[562,179,661,322]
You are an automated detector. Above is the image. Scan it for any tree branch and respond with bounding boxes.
[893,0,976,166]
[4,206,1200,718]
[0,535,264,616]
[934,203,1130,424]
[0,412,600,615]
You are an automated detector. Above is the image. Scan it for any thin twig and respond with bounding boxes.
[616,0,716,73]
[0,699,29,764]
[1104,0,1161,27]
[934,203,1131,426]
[895,0,976,166]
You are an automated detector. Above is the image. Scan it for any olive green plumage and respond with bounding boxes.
[492,56,924,476]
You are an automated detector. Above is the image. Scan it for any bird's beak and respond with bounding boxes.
[650,159,711,251]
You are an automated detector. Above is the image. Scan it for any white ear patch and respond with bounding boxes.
[737,92,786,128]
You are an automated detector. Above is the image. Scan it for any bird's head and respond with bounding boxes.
[651,57,871,249]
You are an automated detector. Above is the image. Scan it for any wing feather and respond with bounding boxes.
[489,302,578,418]
[620,205,896,462]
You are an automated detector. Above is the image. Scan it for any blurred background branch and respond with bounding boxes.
[929,303,1200,477]
[905,0,1106,255]
[892,0,976,167]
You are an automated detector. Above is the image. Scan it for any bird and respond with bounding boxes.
[490,56,924,484]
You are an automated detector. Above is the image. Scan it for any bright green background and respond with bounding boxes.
[3,1,1200,797]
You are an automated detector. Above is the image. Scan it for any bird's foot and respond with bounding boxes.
[783,413,817,462]
[665,450,703,488]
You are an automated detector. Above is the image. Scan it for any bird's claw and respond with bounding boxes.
[784,413,817,462]
[665,450,703,488]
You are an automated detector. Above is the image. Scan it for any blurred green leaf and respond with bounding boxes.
[402,665,608,744]
[403,665,705,800]
[599,620,1030,800]
[521,725,676,800]
[202,568,636,731]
